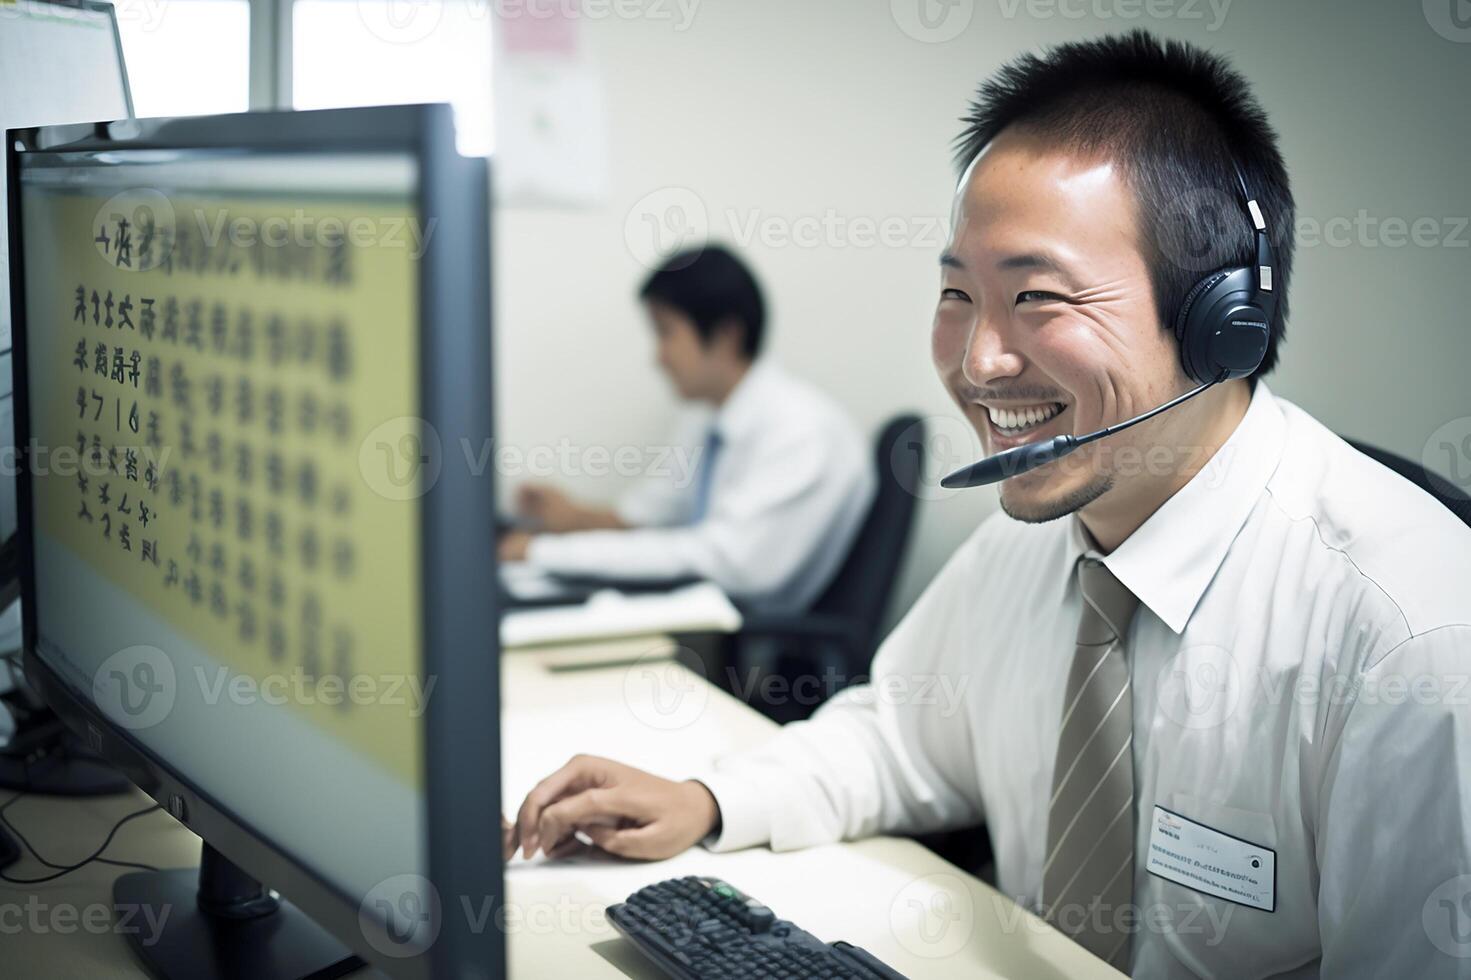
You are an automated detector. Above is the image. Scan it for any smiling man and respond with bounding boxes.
[506,32,1471,978]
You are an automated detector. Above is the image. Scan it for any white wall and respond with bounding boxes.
[495,0,1471,633]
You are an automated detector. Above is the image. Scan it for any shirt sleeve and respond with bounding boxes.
[611,413,708,529]
[1315,623,1471,977]
[693,541,988,853]
[526,416,873,603]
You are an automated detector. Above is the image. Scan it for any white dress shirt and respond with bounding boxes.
[697,383,1471,978]
[526,362,875,614]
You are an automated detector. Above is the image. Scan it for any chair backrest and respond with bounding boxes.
[1345,438,1471,529]
[810,414,925,652]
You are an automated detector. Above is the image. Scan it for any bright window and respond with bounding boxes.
[292,0,495,156]
[116,0,251,118]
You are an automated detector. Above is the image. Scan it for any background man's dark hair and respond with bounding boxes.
[639,245,767,360]
[956,30,1296,379]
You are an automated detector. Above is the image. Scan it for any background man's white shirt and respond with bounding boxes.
[526,362,875,614]
[698,383,1471,978]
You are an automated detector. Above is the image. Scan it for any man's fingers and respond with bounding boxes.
[583,823,669,861]
[515,756,606,857]
[501,815,518,861]
[535,788,630,855]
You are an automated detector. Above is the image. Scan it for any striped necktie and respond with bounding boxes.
[1042,556,1141,971]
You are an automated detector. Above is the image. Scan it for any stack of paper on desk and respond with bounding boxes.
[500,582,742,649]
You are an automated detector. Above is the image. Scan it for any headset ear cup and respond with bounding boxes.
[1174,270,1230,383]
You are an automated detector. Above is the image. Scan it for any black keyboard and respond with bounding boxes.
[607,876,909,979]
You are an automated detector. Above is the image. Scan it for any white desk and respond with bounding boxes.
[0,638,1121,979]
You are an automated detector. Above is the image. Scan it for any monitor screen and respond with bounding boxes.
[14,148,427,903]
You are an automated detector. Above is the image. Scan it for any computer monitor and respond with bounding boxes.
[6,105,502,979]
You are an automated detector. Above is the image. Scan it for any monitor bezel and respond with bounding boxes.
[5,104,501,980]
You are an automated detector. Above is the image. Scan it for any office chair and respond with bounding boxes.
[730,415,925,723]
[1345,439,1471,529]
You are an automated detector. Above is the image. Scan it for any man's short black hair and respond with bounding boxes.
[956,30,1295,379]
[639,245,766,360]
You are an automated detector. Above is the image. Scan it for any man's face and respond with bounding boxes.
[933,130,1193,523]
[648,300,715,400]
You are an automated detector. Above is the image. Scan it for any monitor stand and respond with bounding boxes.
[113,844,363,980]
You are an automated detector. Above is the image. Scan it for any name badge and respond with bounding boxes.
[1145,804,1276,912]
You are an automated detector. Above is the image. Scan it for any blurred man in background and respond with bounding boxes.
[499,245,874,614]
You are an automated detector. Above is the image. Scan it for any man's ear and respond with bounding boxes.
[708,317,748,360]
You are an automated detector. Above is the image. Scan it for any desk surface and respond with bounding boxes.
[1,637,1120,979]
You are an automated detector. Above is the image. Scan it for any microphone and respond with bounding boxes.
[939,379,1220,489]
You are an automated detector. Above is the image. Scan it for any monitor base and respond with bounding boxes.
[113,846,363,980]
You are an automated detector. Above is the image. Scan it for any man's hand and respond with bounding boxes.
[514,755,720,861]
[516,484,583,533]
[498,529,533,562]
[502,814,517,860]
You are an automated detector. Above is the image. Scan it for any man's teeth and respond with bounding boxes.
[986,402,1064,432]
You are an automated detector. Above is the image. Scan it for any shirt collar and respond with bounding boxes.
[1066,382,1288,634]
[712,359,774,442]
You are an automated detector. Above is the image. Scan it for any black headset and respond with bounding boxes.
[1172,163,1278,384]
